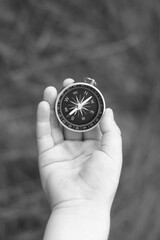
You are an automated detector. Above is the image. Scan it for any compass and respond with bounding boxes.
[55,78,106,132]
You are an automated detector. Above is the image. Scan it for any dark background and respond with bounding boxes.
[0,0,160,239]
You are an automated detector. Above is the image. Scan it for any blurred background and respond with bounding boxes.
[0,0,160,239]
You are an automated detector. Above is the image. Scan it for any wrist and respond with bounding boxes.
[44,199,111,240]
[52,198,111,216]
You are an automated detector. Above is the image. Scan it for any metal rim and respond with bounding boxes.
[55,82,106,132]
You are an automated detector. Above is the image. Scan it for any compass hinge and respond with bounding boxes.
[84,77,97,86]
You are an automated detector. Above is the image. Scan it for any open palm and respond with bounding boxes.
[37,79,122,209]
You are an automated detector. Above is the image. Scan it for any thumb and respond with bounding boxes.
[99,108,122,165]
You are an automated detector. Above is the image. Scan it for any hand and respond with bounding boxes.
[36,78,122,211]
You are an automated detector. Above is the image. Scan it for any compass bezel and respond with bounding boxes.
[55,82,106,132]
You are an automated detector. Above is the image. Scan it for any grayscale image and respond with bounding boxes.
[0,1,159,240]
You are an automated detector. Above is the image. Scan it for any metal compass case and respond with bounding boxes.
[55,78,106,132]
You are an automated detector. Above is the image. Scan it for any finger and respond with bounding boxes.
[83,125,102,142]
[36,101,54,155]
[99,108,122,164]
[63,78,75,88]
[63,78,83,141]
[43,86,64,145]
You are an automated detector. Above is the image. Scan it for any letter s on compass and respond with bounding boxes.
[55,78,106,132]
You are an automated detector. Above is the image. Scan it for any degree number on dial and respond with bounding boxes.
[56,83,105,132]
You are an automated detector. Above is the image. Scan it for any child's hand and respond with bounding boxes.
[36,78,122,211]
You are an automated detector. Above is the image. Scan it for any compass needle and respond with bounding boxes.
[82,96,92,105]
[69,107,78,116]
[55,79,105,132]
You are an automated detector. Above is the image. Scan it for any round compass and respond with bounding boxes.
[55,78,106,132]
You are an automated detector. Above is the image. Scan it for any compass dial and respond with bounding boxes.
[55,83,105,132]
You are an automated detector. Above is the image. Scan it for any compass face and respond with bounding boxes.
[55,83,105,132]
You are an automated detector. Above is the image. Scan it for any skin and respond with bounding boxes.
[36,78,122,240]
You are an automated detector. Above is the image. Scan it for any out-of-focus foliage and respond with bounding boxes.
[0,0,160,239]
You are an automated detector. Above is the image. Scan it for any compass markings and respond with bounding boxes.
[65,94,92,118]
[63,89,98,124]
